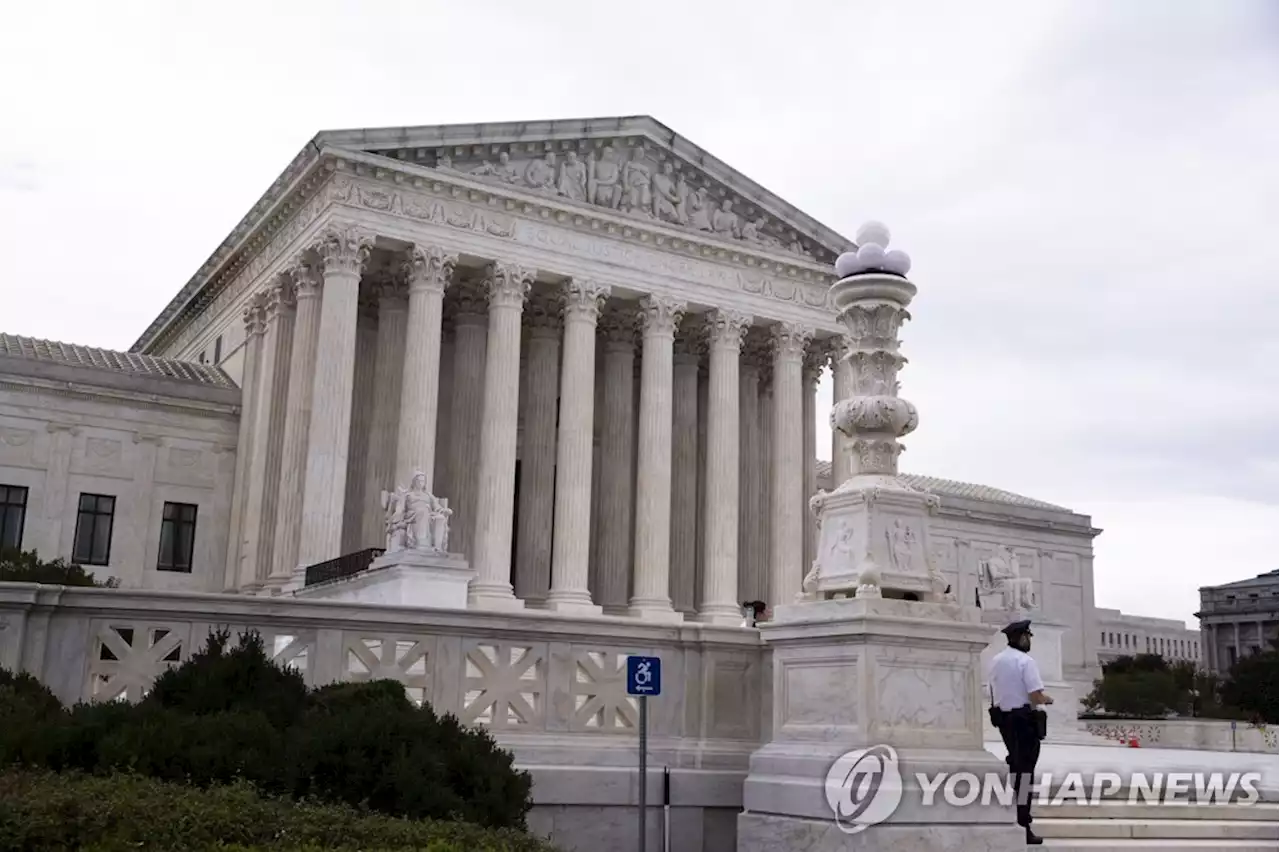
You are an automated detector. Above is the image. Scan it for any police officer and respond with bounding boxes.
[988,619,1052,845]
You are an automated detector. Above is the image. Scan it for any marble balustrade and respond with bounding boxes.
[222,221,835,617]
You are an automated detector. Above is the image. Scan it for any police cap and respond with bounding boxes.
[1000,619,1033,638]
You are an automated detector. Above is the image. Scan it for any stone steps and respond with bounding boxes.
[1030,798,1277,848]
[1036,817,1278,840]
[1042,840,1277,850]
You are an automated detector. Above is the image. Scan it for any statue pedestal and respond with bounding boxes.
[980,611,1120,747]
[736,597,1024,851]
[293,548,475,610]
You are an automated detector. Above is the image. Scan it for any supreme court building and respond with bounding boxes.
[0,116,1106,691]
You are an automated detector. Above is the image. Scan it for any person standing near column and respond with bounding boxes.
[988,619,1052,845]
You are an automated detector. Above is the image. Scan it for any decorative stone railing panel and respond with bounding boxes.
[1084,718,1278,754]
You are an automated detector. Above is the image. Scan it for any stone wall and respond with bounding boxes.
[0,357,239,592]
[0,583,763,852]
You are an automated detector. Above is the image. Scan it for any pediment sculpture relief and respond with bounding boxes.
[433,143,825,262]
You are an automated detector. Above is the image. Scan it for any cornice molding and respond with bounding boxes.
[0,377,241,421]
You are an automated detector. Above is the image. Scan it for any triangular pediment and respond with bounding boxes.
[314,116,852,264]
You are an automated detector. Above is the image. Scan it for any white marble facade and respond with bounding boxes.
[0,118,1102,680]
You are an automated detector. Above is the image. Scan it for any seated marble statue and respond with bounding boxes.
[979,547,1037,610]
[381,472,452,554]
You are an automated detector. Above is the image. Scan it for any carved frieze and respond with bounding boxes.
[430,140,830,262]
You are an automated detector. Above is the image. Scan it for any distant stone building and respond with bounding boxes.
[1196,569,1280,675]
[1094,607,1200,666]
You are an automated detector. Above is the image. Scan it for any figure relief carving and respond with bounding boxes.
[686,187,713,232]
[557,151,588,202]
[483,262,535,308]
[620,148,653,216]
[636,294,687,337]
[711,199,740,239]
[651,161,684,224]
[381,471,452,554]
[977,546,1039,611]
[525,151,558,194]
[470,151,522,185]
[587,146,623,209]
[704,309,752,349]
[885,519,915,573]
[561,279,611,320]
[312,225,374,277]
[403,244,458,295]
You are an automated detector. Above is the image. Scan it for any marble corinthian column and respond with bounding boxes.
[829,335,854,484]
[669,321,701,616]
[801,342,827,578]
[445,280,488,562]
[296,225,373,571]
[594,308,637,614]
[547,279,610,614]
[468,261,535,610]
[226,295,266,590]
[514,294,561,607]
[361,270,408,547]
[240,277,296,589]
[629,294,687,622]
[699,309,751,624]
[395,244,457,491]
[769,322,814,607]
[266,261,322,591]
[737,341,763,603]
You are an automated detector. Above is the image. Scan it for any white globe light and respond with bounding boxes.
[882,250,912,276]
[856,221,891,250]
[856,243,886,268]
[835,251,864,278]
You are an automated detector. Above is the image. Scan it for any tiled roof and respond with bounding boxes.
[1,334,235,389]
[815,460,1069,512]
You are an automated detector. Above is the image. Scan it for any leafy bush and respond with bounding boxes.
[0,630,534,832]
[0,769,557,851]
[1220,649,1279,724]
[0,547,118,587]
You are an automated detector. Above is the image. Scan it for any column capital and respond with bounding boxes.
[673,316,705,364]
[770,322,814,363]
[705,309,752,351]
[524,293,563,340]
[803,340,830,386]
[288,260,321,300]
[403,244,458,295]
[311,224,375,277]
[242,292,267,337]
[369,264,409,306]
[637,294,687,338]
[741,328,772,373]
[599,305,639,352]
[264,276,296,323]
[447,275,489,326]
[561,279,611,322]
[484,261,535,308]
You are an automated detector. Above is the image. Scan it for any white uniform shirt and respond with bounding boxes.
[988,646,1045,711]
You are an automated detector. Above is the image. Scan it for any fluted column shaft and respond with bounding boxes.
[362,278,408,547]
[548,281,610,613]
[670,326,700,616]
[468,262,534,609]
[737,354,762,603]
[268,263,323,589]
[700,310,750,623]
[226,295,266,590]
[240,280,296,589]
[595,310,637,613]
[769,323,814,607]
[515,295,561,606]
[446,283,488,561]
[629,294,686,622]
[694,364,709,611]
[341,305,378,553]
[395,245,457,491]
[830,337,854,483]
[297,226,372,570]
[801,344,826,580]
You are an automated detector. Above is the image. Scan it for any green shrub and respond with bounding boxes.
[0,769,557,851]
[0,547,118,587]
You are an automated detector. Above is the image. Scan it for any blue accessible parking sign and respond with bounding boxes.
[626,655,662,696]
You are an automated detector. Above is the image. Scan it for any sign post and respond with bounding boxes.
[626,655,662,852]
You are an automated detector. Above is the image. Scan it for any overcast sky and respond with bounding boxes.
[2,1,1275,626]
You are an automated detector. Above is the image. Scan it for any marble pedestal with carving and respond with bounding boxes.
[980,611,1120,747]
[293,548,475,609]
[736,597,1025,851]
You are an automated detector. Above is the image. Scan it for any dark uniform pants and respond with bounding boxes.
[997,706,1042,827]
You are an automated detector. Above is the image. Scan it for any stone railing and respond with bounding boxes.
[1084,718,1279,754]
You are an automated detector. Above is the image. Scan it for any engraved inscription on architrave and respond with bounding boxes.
[400,139,832,263]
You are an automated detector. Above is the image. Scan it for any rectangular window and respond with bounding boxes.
[157,501,198,572]
[0,484,28,550]
[72,493,115,566]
